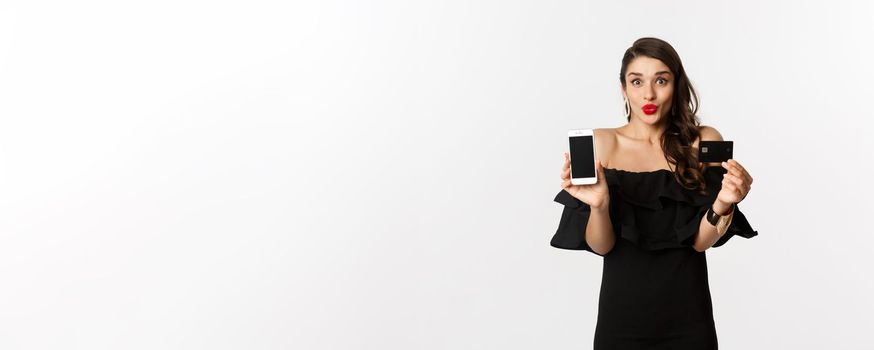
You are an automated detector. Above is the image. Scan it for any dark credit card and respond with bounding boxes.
[698,141,733,163]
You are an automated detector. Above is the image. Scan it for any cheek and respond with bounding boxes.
[660,90,673,103]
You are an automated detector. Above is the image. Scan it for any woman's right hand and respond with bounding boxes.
[560,152,610,210]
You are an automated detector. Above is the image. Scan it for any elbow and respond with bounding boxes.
[592,247,608,256]
[594,247,613,256]
[692,243,710,253]
[589,239,615,256]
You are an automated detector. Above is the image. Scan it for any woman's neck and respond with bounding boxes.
[619,118,668,145]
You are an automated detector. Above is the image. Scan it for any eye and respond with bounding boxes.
[657,78,669,85]
[631,79,641,86]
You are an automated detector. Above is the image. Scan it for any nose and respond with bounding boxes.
[643,85,655,101]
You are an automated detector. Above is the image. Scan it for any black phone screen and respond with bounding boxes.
[569,135,595,178]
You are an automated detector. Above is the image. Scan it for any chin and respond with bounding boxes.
[638,113,662,124]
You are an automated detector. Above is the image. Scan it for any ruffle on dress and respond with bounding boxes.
[550,166,758,254]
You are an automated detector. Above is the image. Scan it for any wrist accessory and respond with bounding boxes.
[707,204,735,235]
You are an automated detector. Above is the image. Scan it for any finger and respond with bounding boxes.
[561,167,570,180]
[722,164,737,183]
[596,159,607,183]
[738,168,752,186]
[729,164,744,179]
[722,178,739,192]
[739,166,752,185]
[731,159,753,184]
[721,182,738,198]
[721,181,741,201]
[727,180,746,198]
[729,159,743,170]
[725,173,745,188]
[722,161,743,178]
[726,167,743,181]
[729,159,753,184]
[725,176,747,194]
[729,165,750,187]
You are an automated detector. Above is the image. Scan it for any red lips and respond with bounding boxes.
[642,103,658,115]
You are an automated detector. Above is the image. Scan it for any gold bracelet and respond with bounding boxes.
[715,209,734,236]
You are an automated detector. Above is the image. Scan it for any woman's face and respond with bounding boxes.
[622,56,674,125]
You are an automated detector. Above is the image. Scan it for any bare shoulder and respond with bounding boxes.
[593,128,617,166]
[697,125,724,142]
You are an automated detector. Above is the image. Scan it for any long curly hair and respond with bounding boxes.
[619,37,707,195]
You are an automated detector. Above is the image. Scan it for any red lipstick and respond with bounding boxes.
[642,103,658,115]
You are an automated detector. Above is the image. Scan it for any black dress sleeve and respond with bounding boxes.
[550,189,603,255]
[711,204,758,247]
[702,166,759,247]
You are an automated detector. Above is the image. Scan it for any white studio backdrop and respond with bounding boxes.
[1,1,872,349]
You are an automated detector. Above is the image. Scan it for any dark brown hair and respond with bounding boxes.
[619,37,707,194]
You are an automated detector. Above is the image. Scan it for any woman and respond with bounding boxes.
[552,37,758,349]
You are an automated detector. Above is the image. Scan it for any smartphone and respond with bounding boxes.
[568,129,597,185]
[698,141,733,163]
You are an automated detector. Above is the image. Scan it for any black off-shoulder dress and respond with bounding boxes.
[551,166,758,350]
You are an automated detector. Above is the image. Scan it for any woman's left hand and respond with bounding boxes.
[717,159,753,205]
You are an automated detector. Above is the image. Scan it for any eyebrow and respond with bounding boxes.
[627,71,672,77]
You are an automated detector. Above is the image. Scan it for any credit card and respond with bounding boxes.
[698,141,733,163]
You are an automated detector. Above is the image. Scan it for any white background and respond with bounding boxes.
[1,1,872,349]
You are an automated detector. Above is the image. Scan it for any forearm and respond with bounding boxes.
[692,200,733,252]
[585,204,615,255]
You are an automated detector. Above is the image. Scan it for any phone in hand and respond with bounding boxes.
[698,141,733,163]
[568,129,597,185]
